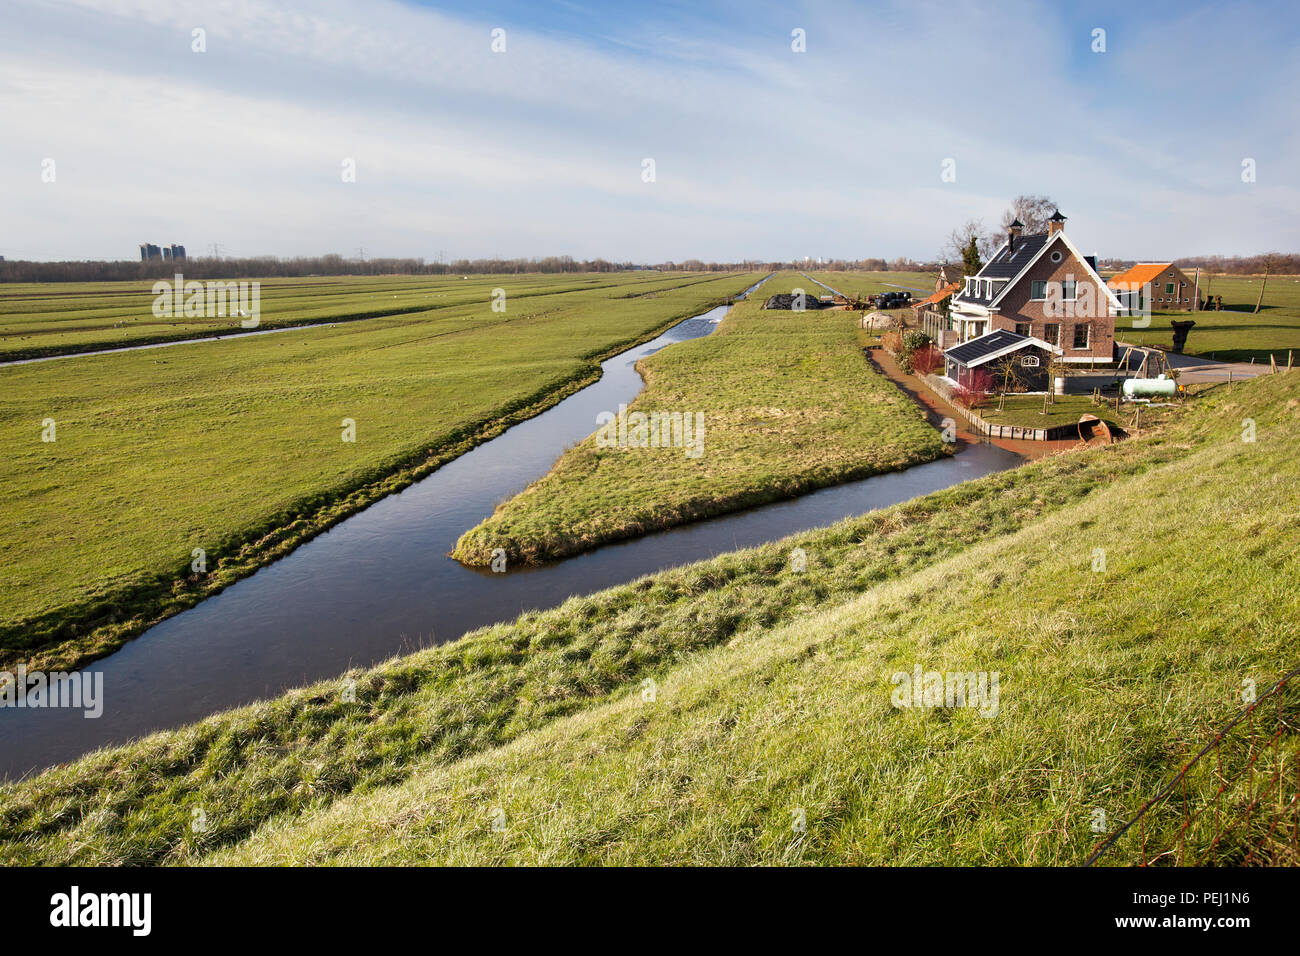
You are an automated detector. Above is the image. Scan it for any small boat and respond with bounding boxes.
[1077,414,1113,445]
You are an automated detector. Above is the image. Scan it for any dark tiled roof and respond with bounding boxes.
[952,233,1051,307]
[981,233,1049,279]
[945,329,1034,366]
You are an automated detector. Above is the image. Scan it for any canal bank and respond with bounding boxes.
[0,278,1025,780]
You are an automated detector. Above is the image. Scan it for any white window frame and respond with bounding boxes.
[1072,323,1091,350]
[1061,279,1077,301]
[1030,280,1047,301]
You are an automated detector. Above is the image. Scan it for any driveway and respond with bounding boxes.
[1115,343,1270,384]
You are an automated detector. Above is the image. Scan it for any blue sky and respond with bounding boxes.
[3,0,1297,262]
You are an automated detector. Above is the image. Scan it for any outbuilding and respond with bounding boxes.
[943,329,1061,393]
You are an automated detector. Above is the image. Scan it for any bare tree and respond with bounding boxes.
[988,354,1034,410]
[998,195,1059,236]
[942,219,998,266]
[1254,253,1276,314]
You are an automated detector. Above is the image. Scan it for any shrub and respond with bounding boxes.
[951,369,993,410]
[886,329,935,373]
[901,330,933,353]
[911,344,943,376]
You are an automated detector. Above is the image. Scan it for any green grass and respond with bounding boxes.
[0,272,727,362]
[975,395,1113,430]
[0,272,760,673]
[4,370,1296,865]
[210,373,1300,865]
[452,272,947,566]
[1116,273,1300,362]
[976,395,1185,432]
[801,271,937,299]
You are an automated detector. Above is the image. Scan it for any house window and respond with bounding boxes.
[1031,280,1047,300]
[1015,322,1031,336]
[1050,250,1063,263]
[1072,324,1090,349]
[1165,283,1175,294]
[1062,280,1077,300]
[1044,322,1060,346]
[1022,355,1040,367]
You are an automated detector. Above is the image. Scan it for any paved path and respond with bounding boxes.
[1115,343,1271,384]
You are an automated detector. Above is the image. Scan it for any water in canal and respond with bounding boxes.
[0,281,1023,779]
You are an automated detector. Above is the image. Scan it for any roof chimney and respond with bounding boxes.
[1008,218,1023,252]
[1047,210,1067,236]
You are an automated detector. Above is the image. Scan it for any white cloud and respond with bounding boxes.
[2,0,1296,261]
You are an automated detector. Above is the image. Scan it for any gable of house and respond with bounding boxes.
[943,329,1059,391]
[1107,262,1196,310]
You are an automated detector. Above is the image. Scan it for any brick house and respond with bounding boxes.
[949,212,1122,364]
[1106,262,1199,312]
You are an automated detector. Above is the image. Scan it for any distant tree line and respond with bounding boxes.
[8,249,1288,285]
[1,254,942,283]
[0,255,649,283]
[1149,253,1300,276]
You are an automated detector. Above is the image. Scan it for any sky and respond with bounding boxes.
[3,0,1298,263]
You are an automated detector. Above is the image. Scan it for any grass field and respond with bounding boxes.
[452,272,947,566]
[3,369,1296,865]
[0,271,760,673]
[801,271,937,299]
[1115,273,1300,362]
[0,272,732,362]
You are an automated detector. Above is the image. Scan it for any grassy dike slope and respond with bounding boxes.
[4,373,1293,864]
[213,374,1300,866]
[454,273,946,566]
[0,272,757,674]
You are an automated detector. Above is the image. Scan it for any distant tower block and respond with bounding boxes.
[139,243,180,261]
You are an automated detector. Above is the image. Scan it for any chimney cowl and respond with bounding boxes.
[1008,218,1023,251]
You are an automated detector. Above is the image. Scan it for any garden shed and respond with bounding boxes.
[943,329,1060,393]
